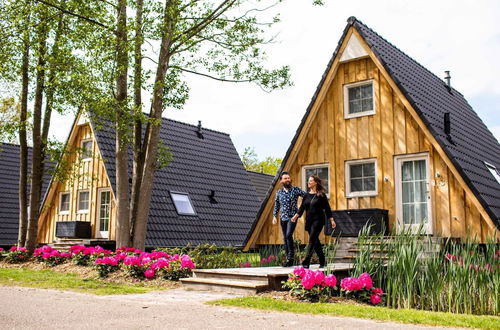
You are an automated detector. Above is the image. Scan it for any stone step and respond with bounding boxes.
[180,277,269,295]
[192,269,268,283]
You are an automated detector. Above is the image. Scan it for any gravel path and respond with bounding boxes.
[0,286,463,330]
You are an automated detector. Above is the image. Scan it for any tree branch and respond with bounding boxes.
[172,66,251,83]
[33,0,113,31]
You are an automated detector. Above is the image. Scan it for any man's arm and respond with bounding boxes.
[272,192,280,224]
[297,186,307,197]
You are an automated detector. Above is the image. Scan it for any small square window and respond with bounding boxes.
[170,192,196,215]
[485,162,500,184]
[78,190,90,213]
[346,159,377,197]
[81,140,93,161]
[59,192,70,214]
[303,164,329,196]
[344,80,375,119]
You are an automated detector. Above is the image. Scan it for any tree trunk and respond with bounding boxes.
[25,9,49,253]
[17,16,30,247]
[132,1,176,249]
[114,0,131,248]
[129,0,144,244]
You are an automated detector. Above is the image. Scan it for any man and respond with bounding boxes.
[273,171,306,267]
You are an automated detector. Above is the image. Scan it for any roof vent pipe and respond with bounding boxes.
[444,71,451,87]
[196,120,204,139]
[444,112,451,136]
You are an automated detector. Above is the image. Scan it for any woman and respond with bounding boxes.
[291,175,336,269]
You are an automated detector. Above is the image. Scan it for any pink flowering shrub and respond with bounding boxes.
[94,256,120,277]
[5,246,29,263]
[282,266,338,302]
[260,255,278,266]
[34,245,71,266]
[340,273,384,305]
[154,254,196,280]
[70,245,112,266]
[239,261,252,268]
[122,251,195,280]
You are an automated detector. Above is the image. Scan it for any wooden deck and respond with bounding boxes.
[181,263,354,295]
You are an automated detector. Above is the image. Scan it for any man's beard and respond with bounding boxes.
[283,183,291,189]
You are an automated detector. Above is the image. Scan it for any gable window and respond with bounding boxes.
[77,190,90,213]
[302,164,329,196]
[344,80,375,118]
[81,139,93,161]
[170,191,196,215]
[59,192,70,214]
[485,162,500,184]
[346,159,377,197]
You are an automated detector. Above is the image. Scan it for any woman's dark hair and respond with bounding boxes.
[309,175,326,196]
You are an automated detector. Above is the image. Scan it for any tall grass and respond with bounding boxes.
[351,225,499,316]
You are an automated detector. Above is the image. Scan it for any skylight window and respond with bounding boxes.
[485,162,500,184]
[170,192,196,215]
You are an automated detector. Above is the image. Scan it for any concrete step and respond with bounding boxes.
[192,269,268,284]
[180,277,269,295]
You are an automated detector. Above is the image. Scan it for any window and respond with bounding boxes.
[77,190,90,213]
[485,162,500,184]
[346,159,377,197]
[170,192,196,215]
[302,164,329,196]
[81,140,93,161]
[59,192,70,214]
[344,80,375,118]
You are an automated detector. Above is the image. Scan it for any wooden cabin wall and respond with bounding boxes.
[255,58,496,246]
[38,124,116,243]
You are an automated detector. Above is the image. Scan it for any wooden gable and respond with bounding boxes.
[38,111,117,243]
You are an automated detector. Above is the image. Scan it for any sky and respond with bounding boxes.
[49,0,500,161]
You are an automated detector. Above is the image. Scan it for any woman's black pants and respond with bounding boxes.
[303,222,325,265]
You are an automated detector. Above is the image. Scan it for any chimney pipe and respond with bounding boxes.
[444,71,451,87]
[196,120,204,139]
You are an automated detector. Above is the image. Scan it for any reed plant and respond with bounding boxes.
[351,225,499,316]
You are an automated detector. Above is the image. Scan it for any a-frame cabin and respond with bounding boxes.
[38,111,262,248]
[244,17,500,250]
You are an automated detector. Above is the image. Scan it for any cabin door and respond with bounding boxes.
[96,189,111,238]
[394,153,433,234]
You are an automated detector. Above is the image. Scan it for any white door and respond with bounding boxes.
[395,154,432,234]
[96,189,111,238]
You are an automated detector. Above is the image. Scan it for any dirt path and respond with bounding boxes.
[0,286,463,330]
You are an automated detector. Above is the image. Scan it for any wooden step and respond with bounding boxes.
[180,277,269,295]
[192,269,268,283]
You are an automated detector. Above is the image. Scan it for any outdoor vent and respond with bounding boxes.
[208,190,218,204]
[196,120,204,139]
[444,70,451,87]
[444,112,451,135]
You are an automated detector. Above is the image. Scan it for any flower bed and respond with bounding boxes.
[0,245,196,282]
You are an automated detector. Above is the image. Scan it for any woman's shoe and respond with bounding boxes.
[301,259,310,269]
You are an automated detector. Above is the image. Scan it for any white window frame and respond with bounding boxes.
[170,191,197,216]
[59,192,71,215]
[80,139,93,162]
[345,158,378,198]
[344,79,376,119]
[485,161,500,184]
[77,189,90,214]
[302,163,330,198]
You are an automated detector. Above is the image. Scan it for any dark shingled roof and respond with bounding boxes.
[90,116,261,247]
[0,143,53,246]
[246,170,274,201]
[245,17,500,245]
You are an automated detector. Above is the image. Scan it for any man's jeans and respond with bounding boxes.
[280,220,297,261]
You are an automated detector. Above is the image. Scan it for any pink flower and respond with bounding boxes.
[18,247,27,252]
[314,270,325,285]
[144,268,155,279]
[301,272,316,290]
[41,245,53,253]
[370,294,381,305]
[372,287,383,295]
[0,247,3,252]
[240,262,251,268]
[358,273,373,290]
[260,257,267,264]
[9,246,18,252]
[180,255,195,269]
[267,255,276,262]
[293,266,306,278]
[324,274,337,287]
[340,277,362,292]
[60,252,71,258]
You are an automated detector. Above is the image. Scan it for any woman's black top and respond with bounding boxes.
[297,193,333,232]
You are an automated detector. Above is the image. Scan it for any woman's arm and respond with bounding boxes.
[323,195,336,228]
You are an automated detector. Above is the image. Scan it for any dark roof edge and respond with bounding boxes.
[353,20,500,229]
[243,18,357,248]
[246,170,274,178]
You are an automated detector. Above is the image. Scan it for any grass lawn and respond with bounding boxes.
[0,267,171,295]
[208,296,500,330]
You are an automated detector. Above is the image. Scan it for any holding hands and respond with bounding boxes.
[291,214,299,223]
